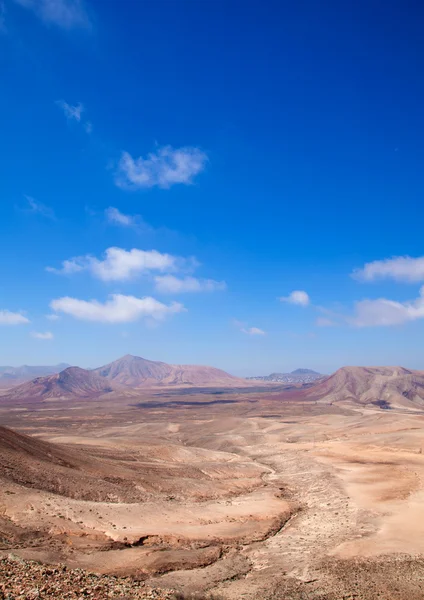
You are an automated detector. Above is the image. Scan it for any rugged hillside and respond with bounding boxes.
[0,426,148,502]
[1,367,117,400]
[306,366,424,409]
[94,354,247,387]
[0,363,70,388]
[94,354,174,385]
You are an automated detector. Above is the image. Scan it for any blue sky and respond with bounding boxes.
[1,0,424,375]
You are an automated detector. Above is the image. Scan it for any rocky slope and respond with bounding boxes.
[0,556,176,600]
[305,366,424,409]
[0,426,147,502]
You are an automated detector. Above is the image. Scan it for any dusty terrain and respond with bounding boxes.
[2,371,424,598]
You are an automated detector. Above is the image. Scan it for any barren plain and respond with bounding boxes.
[2,375,424,599]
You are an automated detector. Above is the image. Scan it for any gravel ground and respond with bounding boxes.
[0,556,176,600]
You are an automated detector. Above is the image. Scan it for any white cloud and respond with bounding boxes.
[241,327,266,335]
[46,314,60,321]
[84,120,93,134]
[50,294,185,323]
[105,207,136,228]
[350,287,424,327]
[14,0,90,29]
[47,247,178,281]
[23,195,55,219]
[0,310,29,325]
[280,290,310,307]
[56,100,84,122]
[31,331,54,340]
[154,275,226,294]
[116,145,208,190]
[353,256,424,283]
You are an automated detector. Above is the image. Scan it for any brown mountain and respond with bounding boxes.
[305,366,424,410]
[1,367,117,401]
[0,363,71,388]
[94,354,247,387]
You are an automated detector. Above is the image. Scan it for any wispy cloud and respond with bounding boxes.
[105,207,137,228]
[47,247,181,281]
[316,316,337,327]
[353,256,424,283]
[13,0,91,30]
[279,290,310,307]
[0,310,29,325]
[104,207,175,237]
[46,314,60,321]
[56,100,84,122]
[31,331,54,340]
[115,145,208,190]
[50,294,186,324]
[241,326,266,335]
[154,275,226,294]
[233,320,266,335]
[56,100,92,134]
[22,195,55,220]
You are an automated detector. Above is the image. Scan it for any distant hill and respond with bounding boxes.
[94,354,246,388]
[2,367,117,400]
[0,363,71,387]
[304,366,424,410]
[247,369,323,384]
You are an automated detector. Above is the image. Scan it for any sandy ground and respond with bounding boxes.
[2,390,424,598]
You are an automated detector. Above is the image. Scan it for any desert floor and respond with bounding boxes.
[2,388,424,599]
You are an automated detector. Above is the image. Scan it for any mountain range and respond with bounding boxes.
[2,359,424,411]
[0,355,247,400]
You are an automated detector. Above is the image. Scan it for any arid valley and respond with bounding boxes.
[2,357,424,599]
